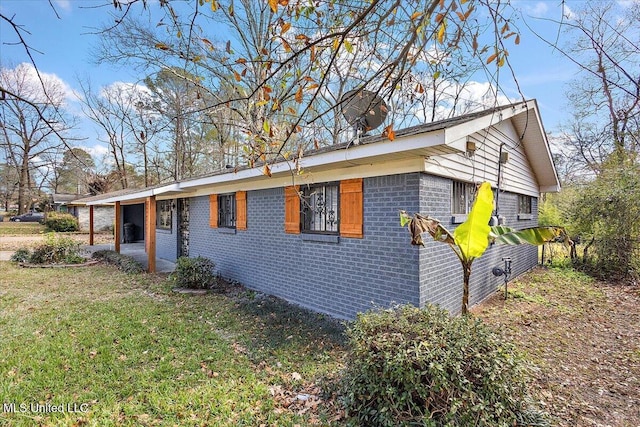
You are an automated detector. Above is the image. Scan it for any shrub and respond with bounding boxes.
[44,212,79,232]
[28,233,84,264]
[10,248,31,263]
[567,155,640,279]
[341,304,543,427]
[171,256,216,289]
[91,250,144,274]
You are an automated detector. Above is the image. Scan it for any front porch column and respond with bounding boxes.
[89,205,94,246]
[146,196,156,273]
[114,201,121,253]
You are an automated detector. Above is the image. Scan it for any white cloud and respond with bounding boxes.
[617,0,639,8]
[526,2,549,18]
[99,81,151,104]
[54,0,72,12]
[77,144,109,159]
[1,62,77,104]
[562,4,576,20]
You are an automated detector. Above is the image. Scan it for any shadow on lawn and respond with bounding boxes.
[230,287,347,360]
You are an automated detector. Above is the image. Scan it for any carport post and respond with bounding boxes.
[114,201,121,253]
[89,205,94,246]
[146,196,156,273]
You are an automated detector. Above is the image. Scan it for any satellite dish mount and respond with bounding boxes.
[340,89,388,144]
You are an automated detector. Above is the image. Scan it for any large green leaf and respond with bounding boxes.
[490,225,570,246]
[453,182,494,261]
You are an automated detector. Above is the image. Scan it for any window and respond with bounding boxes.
[452,181,475,215]
[156,200,172,230]
[218,193,236,228]
[301,182,339,234]
[518,195,532,216]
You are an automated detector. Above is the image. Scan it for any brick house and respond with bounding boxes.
[87,101,559,319]
[52,193,115,233]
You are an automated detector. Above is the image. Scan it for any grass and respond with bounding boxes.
[0,222,46,235]
[0,264,346,426]
[2,257,637,426]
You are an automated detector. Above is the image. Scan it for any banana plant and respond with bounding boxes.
[400,181,571,315]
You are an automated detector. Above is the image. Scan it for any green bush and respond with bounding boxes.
[341,304,544,427]
[91,250,144,274]
[44,212,79,232]
[568,155,640,279]
[10,248,31,263]
[171,256,216,289]
[28,233,84,264]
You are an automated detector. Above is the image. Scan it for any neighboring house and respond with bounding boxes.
[52,194,79,214]
[87,100,559,319]
[66,195,116,233]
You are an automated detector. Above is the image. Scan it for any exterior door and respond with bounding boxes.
[177,198,189,258]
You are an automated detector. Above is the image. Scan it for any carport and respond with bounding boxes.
[85,184,186,273]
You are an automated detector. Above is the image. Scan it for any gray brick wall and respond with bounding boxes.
[160,173,539,319]
[417,176,538,314]
[186,174,422,319]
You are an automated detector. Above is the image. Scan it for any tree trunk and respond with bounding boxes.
[462,262,472,315]
[583,237,595,264]
[17,159,29,214]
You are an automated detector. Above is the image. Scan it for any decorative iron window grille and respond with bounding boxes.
[218,193,236,228]
[518,194,532,214]
[452,180,475,215]
[156,200,172,230]
[301,183,339,234]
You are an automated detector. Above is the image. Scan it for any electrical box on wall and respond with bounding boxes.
[500,151,509,164]
[466,140,476,153]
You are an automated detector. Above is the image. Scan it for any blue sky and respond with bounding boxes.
[0,0,618,158]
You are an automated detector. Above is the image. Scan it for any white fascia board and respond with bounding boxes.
[85,184,187,205]
[88,128,447,202]
[86,190,154,205]
[443,102,531,148]
[515,101,561,192]
[540,184,561,193]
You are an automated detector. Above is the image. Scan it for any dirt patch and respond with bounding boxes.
[472,268,640,427]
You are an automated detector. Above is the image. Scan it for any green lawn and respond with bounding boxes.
[0,222,46,235]
[0,264,346,426]
[2,261,637,426]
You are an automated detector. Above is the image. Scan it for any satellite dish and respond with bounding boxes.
[340,89,388,137]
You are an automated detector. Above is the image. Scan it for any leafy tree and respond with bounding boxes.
[94,0,524,171]
[540,1,639,174]
[0,63,75,213]
[0,161,19,211]
[53,148,96,194]
[567,154,640,279]
[143,68,214,180]
[533,1,639,275]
